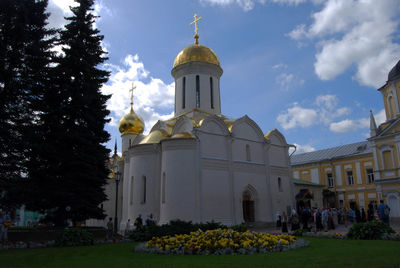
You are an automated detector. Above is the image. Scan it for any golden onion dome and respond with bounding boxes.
[118,108,145,135]
[173,43,220,69]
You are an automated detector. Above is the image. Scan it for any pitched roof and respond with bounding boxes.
[290,141,371,165]
[292,178,323,186]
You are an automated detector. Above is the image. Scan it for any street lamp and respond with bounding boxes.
[114,170,121,234]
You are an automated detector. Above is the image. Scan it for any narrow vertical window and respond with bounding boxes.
[142,176,146,204]
[162,172,166,204]
[130,176,134,204]
[210,77,214,109]
[346,171,354,185]
[327,173,334,188]
[366,169,374,183]
[278,177,282,192]
[196,75,200,108]
[246,144,251,161]
[182,77,186,109]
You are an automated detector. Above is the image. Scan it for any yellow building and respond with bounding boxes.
[291,60,400,219]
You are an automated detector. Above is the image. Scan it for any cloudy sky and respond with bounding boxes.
[47,0,400,154]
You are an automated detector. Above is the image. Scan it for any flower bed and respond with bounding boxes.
[135,229,310,255]
[299,232,345,239]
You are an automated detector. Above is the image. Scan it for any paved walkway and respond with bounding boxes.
[250,221,400,235]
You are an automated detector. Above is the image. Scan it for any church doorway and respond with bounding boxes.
[242,191,255,223]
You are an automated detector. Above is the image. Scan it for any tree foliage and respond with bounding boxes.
[26,0,111,224]
[0,0,55,208]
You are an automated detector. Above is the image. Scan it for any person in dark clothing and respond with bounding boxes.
[367,203,374,221]
[134,214,143,230]
[301,207,310,230]
[361,208,367,222]
[316,209,323,231]
[281,212,288,233]
[355,208,361,223]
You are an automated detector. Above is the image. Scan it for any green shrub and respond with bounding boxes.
[129,220,243,242]
[230,224,248,232]
[347,221,395,240]
[56,227,94,246]
[292,228,304,237]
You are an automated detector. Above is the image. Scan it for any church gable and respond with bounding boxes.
[150,120,170,134]
[231,115,265,142]
[199,115,230,135]
[171,116,194,136]
[264,129,287,146]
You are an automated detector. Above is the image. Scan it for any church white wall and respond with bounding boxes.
[159,139,199,224]
[232,140,264,163]
[269,168,294,217]
[198,133,228,159]
[202,169,232,225]
[130,145,161,224]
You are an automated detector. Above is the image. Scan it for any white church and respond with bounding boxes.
[90,23,295,230]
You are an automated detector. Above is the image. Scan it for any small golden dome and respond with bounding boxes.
[173,43,220,68]
[118,108,145,135]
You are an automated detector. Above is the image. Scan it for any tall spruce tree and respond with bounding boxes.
[29,0,111,224]
[0,0,55,208]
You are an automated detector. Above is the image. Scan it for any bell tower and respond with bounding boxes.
[171,14,223,116]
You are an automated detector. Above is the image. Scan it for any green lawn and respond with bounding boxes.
[1,238,399,268]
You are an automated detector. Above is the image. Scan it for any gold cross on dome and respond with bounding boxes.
[190,13,202,44]
[129,82,136,109]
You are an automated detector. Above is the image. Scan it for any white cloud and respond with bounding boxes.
[288,0,400,88]
[272,63,288,70]
[271,0,306,6]
[275,73,304,91]
[277,94,350,130]
[290,143,316,154]
[101,54,174,134]
[329,119,358,133]
[277,103,318,130]
[374,109,386,125]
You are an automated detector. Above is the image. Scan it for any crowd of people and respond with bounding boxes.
[276,200,392,233]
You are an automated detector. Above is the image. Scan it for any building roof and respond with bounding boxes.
[290,141,371,165]
[292,178,323,187]
[388,60,400,82]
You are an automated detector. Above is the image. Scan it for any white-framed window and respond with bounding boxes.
[327,173,334,188]
[366,169,374,184]
[346,171,354,185]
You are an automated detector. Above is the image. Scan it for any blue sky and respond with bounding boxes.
[47,0,400,154]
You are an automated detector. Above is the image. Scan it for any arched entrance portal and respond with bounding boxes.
[242,191,255,223]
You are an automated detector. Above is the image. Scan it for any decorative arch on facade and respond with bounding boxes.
[231,115,265,142]
[386,93,396,119]
[242,184,258,223]
[379,145,395,170]
[242,184,258,201]
[385,191,400,217]
[171,116,194,136]
[198,115,230,136]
